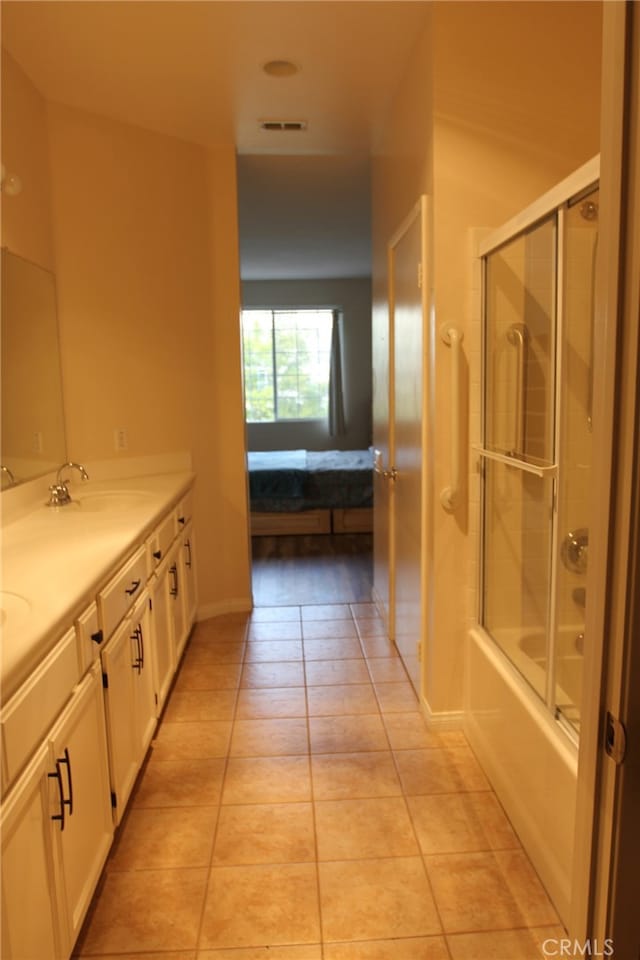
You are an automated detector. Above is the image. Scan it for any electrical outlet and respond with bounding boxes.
[31,431,43,454]
[114,427,128,451]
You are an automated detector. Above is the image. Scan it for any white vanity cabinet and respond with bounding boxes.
[180,521,198,631]
[166,537,188,662]
[101,591,156,823]
[148,559,175,716]
[1,663,113,960]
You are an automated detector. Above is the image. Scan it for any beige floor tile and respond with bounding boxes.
[163,690,237,722]
[229,718,309,757]
[193,616,249,643]
[200,863,321,948]
[182,640,246,664]
[241,661,306,688]
[250,606,301,622]
[374,681,419,713]
[76,953,195,960]
[174,661,242,692]
[355,618,387,638]
[366,658,408,683]
[305,659,370,686]
[315,797,418,860]
[152,721,232,760]
[78,868,207,954]
[309,714,389,754]
[133,757,225,807]
[324,936,449,959]
[213,802,315,865]
[108,806,217,870]
[307,683,379,717]
[319,857,441,942]
[235,686,307,719]
[349,602,379,619]
[494,850,559,924]
[302,619,358,640]
[447,926,567,959]
[245,640,304,661]
[425,851,556,933]
[311,752,402,799]
[198,948,321,960]
[303,638,364,661]
[222,756,312,804]
[360,636,400,659]
[248,621,302,641]
[408,792,520,855]
[302,603,352,620]
[383,713,466,750]
[394,748,490,795]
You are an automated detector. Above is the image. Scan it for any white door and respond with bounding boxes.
[387,197,430,695]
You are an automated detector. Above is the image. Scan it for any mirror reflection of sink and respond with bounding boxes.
[71,490,155,513]
[0,591,32,632]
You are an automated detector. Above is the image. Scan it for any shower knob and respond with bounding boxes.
[561,528,589,574]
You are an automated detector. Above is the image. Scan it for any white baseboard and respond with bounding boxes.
[420,694,465,731]
[196,597,253,621]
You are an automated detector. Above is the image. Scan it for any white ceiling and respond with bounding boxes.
[2,1,429,279]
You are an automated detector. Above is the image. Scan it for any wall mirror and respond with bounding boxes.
[1,248,67,488]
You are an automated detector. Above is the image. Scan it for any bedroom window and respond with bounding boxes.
[242,308,334,422]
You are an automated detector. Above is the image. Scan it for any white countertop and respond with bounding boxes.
[1,471,194,702]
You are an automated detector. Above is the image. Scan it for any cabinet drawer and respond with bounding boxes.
[1,627,78,792]
[176,489,194,531]
[75,602,102,673]
[147,511,177,571]
[98,546,147,641]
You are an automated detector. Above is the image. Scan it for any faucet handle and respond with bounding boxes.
[46,483,72,507]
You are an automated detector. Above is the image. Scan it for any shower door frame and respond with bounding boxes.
[477,154,600,736]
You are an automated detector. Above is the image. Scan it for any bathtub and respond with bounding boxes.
[466,625,579,926]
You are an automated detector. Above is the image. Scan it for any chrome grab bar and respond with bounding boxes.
[440,324,464,510]
[506,323,528,458]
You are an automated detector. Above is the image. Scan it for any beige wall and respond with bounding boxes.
[1,51,251,614]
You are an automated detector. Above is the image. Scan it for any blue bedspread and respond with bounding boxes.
[247,448,373,512]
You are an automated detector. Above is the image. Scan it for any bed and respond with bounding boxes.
[248,448,374,535]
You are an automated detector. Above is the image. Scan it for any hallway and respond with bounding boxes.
[75,594,564,959]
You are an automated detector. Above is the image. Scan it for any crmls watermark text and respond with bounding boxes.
[541,939,614,957]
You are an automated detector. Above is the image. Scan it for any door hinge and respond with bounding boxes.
[102,672,109,689]
[110,791,117,808]
[605,711,627,765]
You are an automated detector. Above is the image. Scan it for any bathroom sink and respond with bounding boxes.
[0,591,32,632]
[71,490,155,513]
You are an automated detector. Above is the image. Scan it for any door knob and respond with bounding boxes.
[561,528,588,574]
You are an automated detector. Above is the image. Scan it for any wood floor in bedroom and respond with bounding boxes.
[251,534,373,605]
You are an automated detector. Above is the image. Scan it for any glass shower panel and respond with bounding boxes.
[554,190,598,733]
[484,218,557,464]
[482,459,554,701]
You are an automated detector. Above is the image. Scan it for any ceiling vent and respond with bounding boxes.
[259,119,307,132]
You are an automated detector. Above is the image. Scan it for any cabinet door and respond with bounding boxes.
[101,617,139,822]
[130,598,157,757]
[180,522,198,632]
[49,664,114,948]
[167,540,187,662]
[1,744,66,960]
[149,568,175,716]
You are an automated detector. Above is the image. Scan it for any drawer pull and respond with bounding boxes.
[59,747,74,816]
[48,762,66,831]
[185,539,192,569]
[91,629,104,645]
[153,549,162,560]
[125,579,141,597]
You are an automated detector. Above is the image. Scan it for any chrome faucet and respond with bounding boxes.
[1,464,16,488]
[46,462,90,507]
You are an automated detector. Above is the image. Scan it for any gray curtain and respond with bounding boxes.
[328,309,346,437]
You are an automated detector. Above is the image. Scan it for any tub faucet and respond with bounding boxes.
[1,465,16,488]
[46,461,90,507]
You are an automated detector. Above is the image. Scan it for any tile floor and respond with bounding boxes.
[75,603,566,960]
